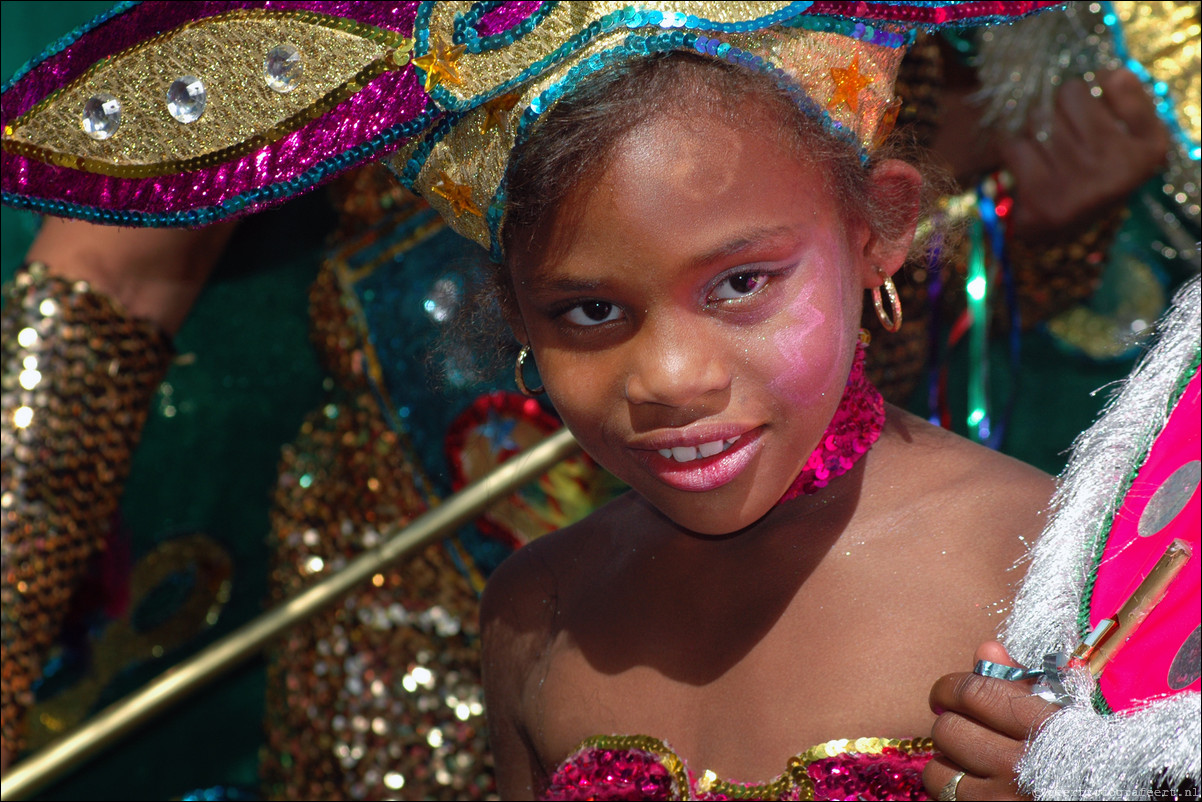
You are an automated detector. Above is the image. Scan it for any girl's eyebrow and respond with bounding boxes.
[687,224,801,270]
[523,275,605,299]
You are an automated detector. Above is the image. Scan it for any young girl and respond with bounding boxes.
[478,48,1053,801]
[1,2,1065,798]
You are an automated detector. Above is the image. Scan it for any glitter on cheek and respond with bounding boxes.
[766,259,849,407]
[769,285,825,400]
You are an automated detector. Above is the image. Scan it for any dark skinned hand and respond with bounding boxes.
[1001,67,1169,240]
[923,641,1062,801]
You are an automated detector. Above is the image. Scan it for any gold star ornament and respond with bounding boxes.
[430,170,483,218]
[480,92,521,134]
[412,35,466,92]
[828,56,871,114]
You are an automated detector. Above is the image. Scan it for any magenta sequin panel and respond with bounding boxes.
[542,744,934,801]
[474,1,546,37]
[807,747,933,801]
[805,1,1062,25]
[544,748,677,801]
[778,341,885,502]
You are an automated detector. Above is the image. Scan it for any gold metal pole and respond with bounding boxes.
[1,427,580,801]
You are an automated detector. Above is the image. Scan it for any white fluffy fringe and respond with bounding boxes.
[1002,276,1201,800]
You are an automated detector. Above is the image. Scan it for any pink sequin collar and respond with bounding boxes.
[778,339,885,503]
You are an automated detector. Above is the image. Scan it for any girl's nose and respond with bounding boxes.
[624,319,731,408]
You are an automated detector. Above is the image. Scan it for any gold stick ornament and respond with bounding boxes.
[0,427,580,801]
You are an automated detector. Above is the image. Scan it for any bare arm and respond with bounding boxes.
[480,545,559,800]
[25,216,236,335]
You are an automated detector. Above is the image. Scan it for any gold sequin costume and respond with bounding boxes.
[1,263,173,758]
[262,388,493,800]
[259,173,498,799]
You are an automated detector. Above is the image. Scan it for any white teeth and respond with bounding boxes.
[657,438,738,463]
[671,446,698,462]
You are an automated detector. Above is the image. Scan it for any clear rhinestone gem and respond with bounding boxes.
[264,44,303,93]
[81,93,121,140]
[166,76,206,123]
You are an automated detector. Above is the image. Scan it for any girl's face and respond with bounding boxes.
[510,111,878,535]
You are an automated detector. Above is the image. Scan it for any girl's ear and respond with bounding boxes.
[506,317,529,347]
[499,277,529,346]
[859,158,922,289]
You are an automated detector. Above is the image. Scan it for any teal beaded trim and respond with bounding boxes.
[421,5,638,112]
[414,1,434,54]
[486,191,508,263]
[1075,343,1202,717]
[454,1,559,54]
[395,110,466,188]
[591,4,818,34]
[455,0,507,37]
[784,13,913,48]
[2,105,438,229]
[2,0,140,93]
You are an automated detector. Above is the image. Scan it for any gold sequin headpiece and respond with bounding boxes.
[1,2,1060,259]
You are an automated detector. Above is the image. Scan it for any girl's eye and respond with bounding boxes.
[710,272,769,302]
[563,301,623,327]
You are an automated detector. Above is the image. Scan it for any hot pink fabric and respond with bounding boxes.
[1090,367,1200,711]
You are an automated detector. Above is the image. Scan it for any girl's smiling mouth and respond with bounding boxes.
[630,428,765,492]
[656,437,739,462]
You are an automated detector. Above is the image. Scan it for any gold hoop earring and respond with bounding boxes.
[514,345,545,397]
[871,268,902,333]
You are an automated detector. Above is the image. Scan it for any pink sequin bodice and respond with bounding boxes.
[542,735,935,801]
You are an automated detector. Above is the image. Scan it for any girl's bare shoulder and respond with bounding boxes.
[876,405,1055,512]
[480,492,642,665]
[866,406,1056,590]
[845,407,1057,665]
